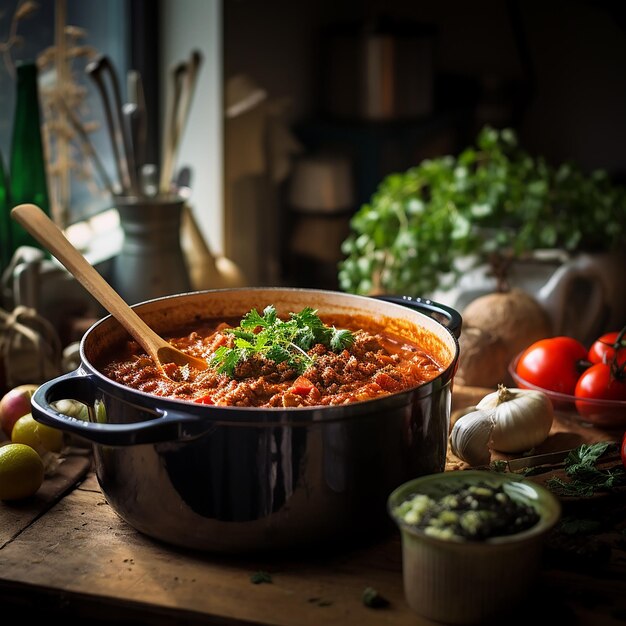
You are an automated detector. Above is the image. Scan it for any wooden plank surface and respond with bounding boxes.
[0,471,625,626]
[0,385,624,625]
[0,484,413,625]
[0,447,91,548]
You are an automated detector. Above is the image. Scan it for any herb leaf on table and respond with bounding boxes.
[546,442,626,497]
[362,587,390,609]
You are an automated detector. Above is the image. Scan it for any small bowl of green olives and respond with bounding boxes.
[388,470,561,624]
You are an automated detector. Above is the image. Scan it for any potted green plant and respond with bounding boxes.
[338,126,626,339]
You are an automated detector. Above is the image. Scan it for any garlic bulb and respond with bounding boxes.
[449,385,554,465]
[476,385,554,453]
[450,409,494,466]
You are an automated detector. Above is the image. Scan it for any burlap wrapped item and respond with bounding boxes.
[0,305,62,392]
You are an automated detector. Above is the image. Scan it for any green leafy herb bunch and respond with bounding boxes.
[338,126,626,297]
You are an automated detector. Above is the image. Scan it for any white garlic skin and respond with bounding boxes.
[449,409,494,466]
[477,386,554,453]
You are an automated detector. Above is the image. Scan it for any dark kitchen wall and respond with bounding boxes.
[224,0,626,175]
[222,0,626,287]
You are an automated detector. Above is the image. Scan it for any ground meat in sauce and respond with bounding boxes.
[99,321,445,408]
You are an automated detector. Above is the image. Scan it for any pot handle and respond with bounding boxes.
[372,295,463,338]
[31,371,214,446]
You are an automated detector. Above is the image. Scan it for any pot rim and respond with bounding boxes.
[81,286,460,411]
[32,287,461,443]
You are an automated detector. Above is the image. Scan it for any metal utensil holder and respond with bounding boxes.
[113,195,191,304]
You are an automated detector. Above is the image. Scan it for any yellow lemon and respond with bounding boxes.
[0,443,45,500]
[11,414,64,456]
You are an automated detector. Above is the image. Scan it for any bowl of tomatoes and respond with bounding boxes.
[508,329,626,429]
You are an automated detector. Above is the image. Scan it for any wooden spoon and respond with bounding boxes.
[11,203,209,372]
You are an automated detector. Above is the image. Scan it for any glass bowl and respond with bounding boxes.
[388,470,561,624]
[508,352,626,429]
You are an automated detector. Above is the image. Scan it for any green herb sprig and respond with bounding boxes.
[362,586,390,609]
[210,305,355,377]
[546,442,626,497]
[250,570,272,584]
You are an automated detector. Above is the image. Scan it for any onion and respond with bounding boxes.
[458,289,553,387]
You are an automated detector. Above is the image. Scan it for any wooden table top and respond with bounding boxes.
[0,385,624,625]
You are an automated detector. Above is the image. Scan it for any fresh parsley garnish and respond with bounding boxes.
[210,305,355,377]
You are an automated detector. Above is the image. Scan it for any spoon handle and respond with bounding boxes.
[10,203,161,360]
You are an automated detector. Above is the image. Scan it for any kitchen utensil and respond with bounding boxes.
[86,54,137,195]
[159,50,203,194]
[127,69,147,174]
[29,287,460,553]
[140,163,159,197]
[121,102,139,194]
[505,444,619,471]
[175,166,243,289]
[10,203,208,372]
[159,61,187,194]
[388,470,561,624]
[180,201,247,290]
[172,50,202,165]
[175,165,192,198]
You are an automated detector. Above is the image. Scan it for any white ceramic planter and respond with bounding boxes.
[434,249,626,345]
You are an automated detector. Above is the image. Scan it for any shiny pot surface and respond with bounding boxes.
[32,288,461,553]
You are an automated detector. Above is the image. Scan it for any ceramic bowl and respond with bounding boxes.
[509,352,626,428]
[388,470,561,624]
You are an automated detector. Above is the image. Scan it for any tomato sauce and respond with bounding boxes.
[98,316,446,408]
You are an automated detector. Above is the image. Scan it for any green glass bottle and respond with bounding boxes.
[0,149,11,273]
[9,61,51,253]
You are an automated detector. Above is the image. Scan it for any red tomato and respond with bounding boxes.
[289,376,321,401]
[373,372,400,392]
[290,376,315,396]
[515,336,588,395]
[574,362,626,421]
[588,331,626,366]
[622,432,626,469]
[194,394,214,405]
[575,363,626,402]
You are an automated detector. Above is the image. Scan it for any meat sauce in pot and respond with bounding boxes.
[98,310,447,408]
